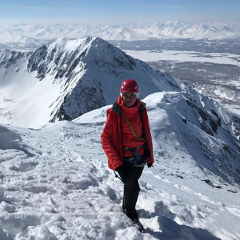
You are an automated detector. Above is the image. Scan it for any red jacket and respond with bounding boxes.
[101,96,154,170]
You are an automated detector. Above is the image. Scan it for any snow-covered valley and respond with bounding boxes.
[114,38,240,116]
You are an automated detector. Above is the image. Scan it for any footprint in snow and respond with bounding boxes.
[9,161,39,172]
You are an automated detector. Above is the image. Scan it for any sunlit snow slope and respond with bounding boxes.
[0,37,182,128]
[0,92,240,240]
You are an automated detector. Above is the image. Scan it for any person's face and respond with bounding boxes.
[122,92,137,107]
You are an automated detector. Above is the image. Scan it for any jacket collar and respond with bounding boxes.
[112,95,142,116]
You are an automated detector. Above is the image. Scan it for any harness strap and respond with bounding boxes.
[123,143,145,152]
[123,143,145,162]
[123,143,145,163]
[121,109,145,141]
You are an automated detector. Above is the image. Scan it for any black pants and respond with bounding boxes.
[122,164,144,219]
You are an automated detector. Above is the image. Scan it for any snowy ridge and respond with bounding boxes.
[0,36,184,128]
[0,91,239,239]
[0,36,239,140]
[0,20,239,50]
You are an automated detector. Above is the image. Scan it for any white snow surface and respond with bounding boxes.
[124,50,240,67]
[0,20,239,50]
[0,92,240,240]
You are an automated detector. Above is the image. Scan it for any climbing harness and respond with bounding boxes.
[120,108,147,167]
[123,143,146,167]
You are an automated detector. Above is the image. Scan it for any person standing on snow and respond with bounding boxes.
[101,79,154,224]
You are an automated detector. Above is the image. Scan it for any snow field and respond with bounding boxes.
[0,121,148,239]
[0,92,239,239]
[124,50,240,67]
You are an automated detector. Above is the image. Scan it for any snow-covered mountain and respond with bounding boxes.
[0,35,240,239]
[0,20,239,50]
[0,90,240,239]
[0,36,185,128]
[149,20,238,39]
[1,36,240,142]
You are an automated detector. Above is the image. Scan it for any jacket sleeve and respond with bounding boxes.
[101,110,123,170]
[143,108,154,164]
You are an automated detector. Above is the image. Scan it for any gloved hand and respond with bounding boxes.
[115,165,130,183]
[147,163,153,168]
[136,151,147,167]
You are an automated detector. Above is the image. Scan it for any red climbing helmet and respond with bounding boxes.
[120,79,139,93]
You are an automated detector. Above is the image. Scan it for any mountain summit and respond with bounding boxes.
[0,36,239,145]
[0,36,183,128]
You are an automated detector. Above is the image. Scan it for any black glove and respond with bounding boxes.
[147,163,153,168]
[115,165,130,183]
[136,151,147,167]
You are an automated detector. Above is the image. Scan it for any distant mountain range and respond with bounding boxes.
[0,20,239,50]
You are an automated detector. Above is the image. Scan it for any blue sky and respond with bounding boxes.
[0,0,240,25]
